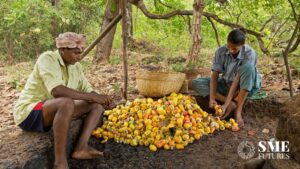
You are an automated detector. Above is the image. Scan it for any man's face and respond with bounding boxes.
[227,42,243,55]
[61,48,83,65]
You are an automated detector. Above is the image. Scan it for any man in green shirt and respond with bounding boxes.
[14,32,114,169]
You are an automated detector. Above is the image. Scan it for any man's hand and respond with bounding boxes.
[90,93,111,105]
[209,98,218,108]
[103,102,117,110]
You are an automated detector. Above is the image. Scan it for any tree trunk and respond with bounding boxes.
[186,0,204,67]
[94,0,119,64]
[127,3,133,41]
[282,15,300,97]
[51,0,60,37]
[4,37,14,63]
[120,0,129,100]
[289,35,300,53]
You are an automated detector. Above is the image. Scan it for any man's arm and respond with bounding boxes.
[223,74,240,108]
[51,85,109,105]
[209,71,219,108]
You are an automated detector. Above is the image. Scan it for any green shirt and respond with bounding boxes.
[13,50,93,125]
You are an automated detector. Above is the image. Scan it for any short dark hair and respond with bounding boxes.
[227,28,246,45]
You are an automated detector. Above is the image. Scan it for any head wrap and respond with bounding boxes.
[55,32,86,50]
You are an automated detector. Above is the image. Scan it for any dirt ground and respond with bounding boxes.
[68,112,279,169]
[0,52,300,168]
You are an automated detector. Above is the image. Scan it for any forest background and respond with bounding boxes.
[0,0,300,88]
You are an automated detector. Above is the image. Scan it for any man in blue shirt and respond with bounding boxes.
[192,28,261,128]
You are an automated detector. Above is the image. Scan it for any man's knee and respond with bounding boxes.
[238,63,255,77]
[238,63,256,92]
[90,103,104,115]
[56,97,75,115]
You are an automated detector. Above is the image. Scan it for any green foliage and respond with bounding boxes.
[171,62,185,72]
[128,58,138,66]
[141,55,164,64]
[112,83,121,92]
[0,0,299,73]
[0,0,56,60]
[111,0,118,12]
[109,55,121,65]
[4,61,33,90]
[9,79,23,91]
[0,0,104,61]
[58,0,103,33]
[203,0,300,56]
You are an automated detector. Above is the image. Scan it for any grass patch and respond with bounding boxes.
[109,55,121,65]
[4,61,34,82]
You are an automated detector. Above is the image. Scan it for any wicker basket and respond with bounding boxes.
[136,70,186,97]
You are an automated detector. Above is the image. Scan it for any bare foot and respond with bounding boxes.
[72,146,103,160]
[235,115,244,128]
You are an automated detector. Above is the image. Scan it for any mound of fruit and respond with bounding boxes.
[92,93,239,151]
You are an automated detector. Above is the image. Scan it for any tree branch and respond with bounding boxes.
[235,0,243,25]
[82,14,122,57]
[129,0,268,53]
[207,17,220,46]
[289,35,300,53]
[288,0,298,21]
[131,0,264,36]
[287,0,300,53]
[182,15,192,34]
[203,12,269,53]
[203,12,264,37]
[282,15,300,97]
[187,16,192,34]
[266,20,288,49]
[129,0,192,19]
[156,0,173,9]
[260,15,275,32]
[278,29,288,40]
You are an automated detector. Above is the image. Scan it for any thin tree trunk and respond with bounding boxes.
[94,0,119,64]
[121,0,129,100]
[186,0,204,67]
[4,37,14,63]
[282,0,300,97]
[289,33,300,53]
[127,3,133,42]
[51,0,60,37]
[282,16,300,97]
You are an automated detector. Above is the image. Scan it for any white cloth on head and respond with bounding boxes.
[55,32,86,50]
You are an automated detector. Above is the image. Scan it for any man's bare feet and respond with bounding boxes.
[72,146,103,160]
[235,114,244,128]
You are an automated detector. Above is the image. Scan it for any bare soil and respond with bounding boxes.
[68,112,279,169]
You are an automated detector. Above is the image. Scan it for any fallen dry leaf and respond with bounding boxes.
[247,130,256,136]
[262,128,270,134]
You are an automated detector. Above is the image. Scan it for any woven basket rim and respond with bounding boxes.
[136,70,186,78]
[136,70,186,97]
[137,70,185,74]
